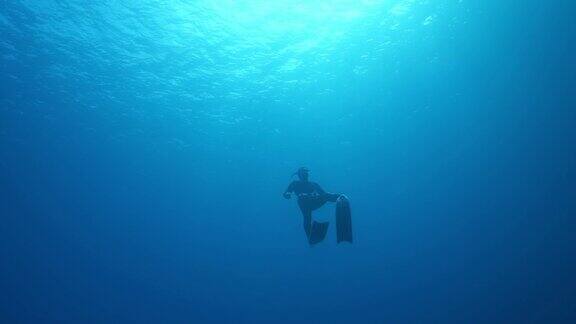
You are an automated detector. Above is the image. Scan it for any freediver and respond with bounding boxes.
[283,167,353,245]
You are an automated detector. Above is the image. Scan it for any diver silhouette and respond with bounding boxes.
[283,167,353,245]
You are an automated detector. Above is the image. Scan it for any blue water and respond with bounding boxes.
[1,1,575,322]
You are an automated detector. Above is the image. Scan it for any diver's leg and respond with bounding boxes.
[305,194,340,211]
[324,193,341,203]
[302,209,312,239]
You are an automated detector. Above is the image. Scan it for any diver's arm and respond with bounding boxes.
[283,182,295,199]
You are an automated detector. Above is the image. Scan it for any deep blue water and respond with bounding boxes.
[1,1,576,323]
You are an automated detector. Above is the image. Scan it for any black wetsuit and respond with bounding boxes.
[284,180,340,239]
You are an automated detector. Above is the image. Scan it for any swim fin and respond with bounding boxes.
[336,195,353,243]
[309,221,329,245]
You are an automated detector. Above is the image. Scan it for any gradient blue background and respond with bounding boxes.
[1,1,575,322]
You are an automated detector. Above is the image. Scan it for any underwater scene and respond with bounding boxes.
[1,0,575,322]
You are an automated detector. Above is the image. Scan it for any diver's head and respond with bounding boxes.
[296,167,310,181]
